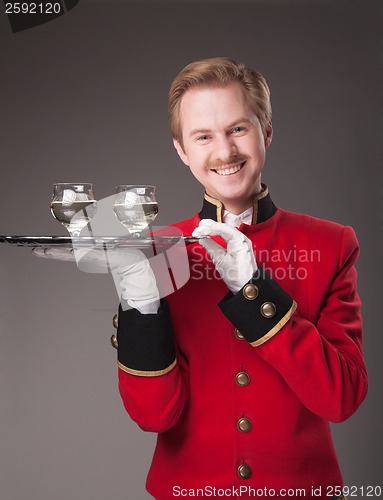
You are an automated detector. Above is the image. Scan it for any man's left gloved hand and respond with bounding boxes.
[192,219,257,294]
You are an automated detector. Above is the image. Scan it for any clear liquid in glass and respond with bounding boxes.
[50,200,97,235]
[113,201,158,234]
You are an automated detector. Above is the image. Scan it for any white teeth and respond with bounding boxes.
[215,164,243,176]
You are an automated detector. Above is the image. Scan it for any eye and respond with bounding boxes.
[231,126,246,134]
[196,135,210,142]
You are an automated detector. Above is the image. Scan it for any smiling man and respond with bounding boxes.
[114,57,367,500]
[173,82,272,214]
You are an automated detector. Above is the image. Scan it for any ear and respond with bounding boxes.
[264,122,273,149]
[173,139,190,166]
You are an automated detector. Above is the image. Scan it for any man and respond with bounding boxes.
[114,58,367,499]
[36,57,367,499]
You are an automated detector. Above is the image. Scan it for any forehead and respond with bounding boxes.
[179,83,254,132]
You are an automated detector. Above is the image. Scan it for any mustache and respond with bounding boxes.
[207,154,250,170]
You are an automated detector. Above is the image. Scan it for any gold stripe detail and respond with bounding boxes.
[117,358,177,377]
[252,185,269,224]
[204,193,223,222]
[250,301,297,347]
[204,184,269,225]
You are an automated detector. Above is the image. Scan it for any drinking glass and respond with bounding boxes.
[50,183,97,237]
[113,184,158,236]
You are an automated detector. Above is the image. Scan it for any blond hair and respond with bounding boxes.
[168,57,272,145]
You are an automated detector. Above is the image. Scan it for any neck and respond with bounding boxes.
[199,184,277,225]
[221,200,253,215]
[207,188,263,215]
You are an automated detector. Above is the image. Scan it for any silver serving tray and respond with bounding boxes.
[0,235,200,249]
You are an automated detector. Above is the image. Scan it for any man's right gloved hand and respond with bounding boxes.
[32,247,160,313]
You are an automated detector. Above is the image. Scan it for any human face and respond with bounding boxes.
[173,83,272,214]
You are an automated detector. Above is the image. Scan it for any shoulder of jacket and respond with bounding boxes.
[278,208,351,234]
[277,209,359,258]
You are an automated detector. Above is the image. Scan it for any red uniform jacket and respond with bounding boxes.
[116,188,367,499]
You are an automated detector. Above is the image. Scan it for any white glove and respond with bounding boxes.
[32,247,160,313]
[192,219,257,294]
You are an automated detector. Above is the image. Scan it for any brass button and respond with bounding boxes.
[237,417,252,433]
[110,334,118,349]
[237,463,252,479]
[234,328,245,340]
[260,302,276,318]
[113,314,118,329]
[243,283,259,300]
[235,372,250,387]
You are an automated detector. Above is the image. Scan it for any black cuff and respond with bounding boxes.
[218,267,297,346]
[117,299,176,376]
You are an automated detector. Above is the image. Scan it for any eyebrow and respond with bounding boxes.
[188,118,254,138]
[188,128,211,138]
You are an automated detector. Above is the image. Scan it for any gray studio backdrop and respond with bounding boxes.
[0,1,381,499]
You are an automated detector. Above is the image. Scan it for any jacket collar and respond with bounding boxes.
[198,184,277,225]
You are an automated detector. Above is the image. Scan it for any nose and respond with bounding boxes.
[214,133,237,162]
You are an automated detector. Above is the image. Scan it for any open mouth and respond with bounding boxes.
[213,162,245,176]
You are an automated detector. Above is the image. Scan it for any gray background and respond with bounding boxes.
[0,1,382,499]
